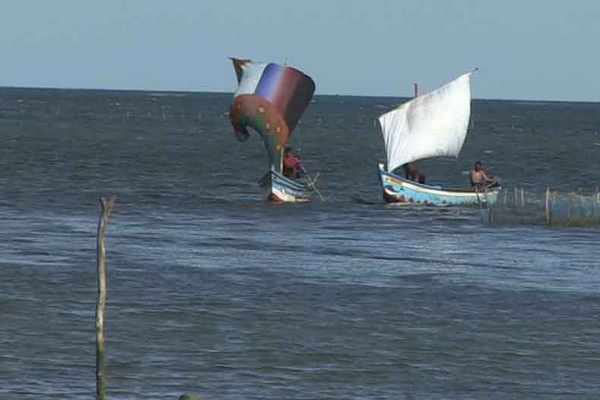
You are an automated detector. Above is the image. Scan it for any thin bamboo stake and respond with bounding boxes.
[566,195,572,225]
[503,189,508,207]
[486,187,494,224]
[96,196,116,400]
[595,189,599,221]
[514,187,518,208]
[592,192,596,222]
[545,186,551,225]
[521,187,525,209]
[475,186,484,224]
[597,190,600,221]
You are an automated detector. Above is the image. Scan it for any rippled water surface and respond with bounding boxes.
[1,88,599,399]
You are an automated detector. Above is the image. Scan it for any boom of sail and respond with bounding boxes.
[229,58,315,169]
[379,71,475,173]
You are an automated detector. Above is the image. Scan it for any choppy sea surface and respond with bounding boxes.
[1,88,599,400]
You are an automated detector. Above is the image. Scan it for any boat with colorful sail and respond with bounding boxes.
[229,58,316,202]
[377,70,500,206]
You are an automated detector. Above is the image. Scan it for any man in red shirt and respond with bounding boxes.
[283,147,305,179]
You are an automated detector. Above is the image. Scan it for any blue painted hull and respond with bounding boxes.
[259,169,312,203]
[378,163,499,206]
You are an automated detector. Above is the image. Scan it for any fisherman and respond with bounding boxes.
[402,163,426,184]
[470,160,499,189]
[282,147,306,179]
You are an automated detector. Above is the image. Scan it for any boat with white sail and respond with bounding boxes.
[377,70,500,205]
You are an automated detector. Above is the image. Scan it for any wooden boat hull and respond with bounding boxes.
[260,170,311,203]
[378,163,499,206]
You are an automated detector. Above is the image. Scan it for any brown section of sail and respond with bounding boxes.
[230,57,252,83]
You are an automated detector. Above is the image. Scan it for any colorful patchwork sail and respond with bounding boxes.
[229,58,317,202]
[229,58,315,170]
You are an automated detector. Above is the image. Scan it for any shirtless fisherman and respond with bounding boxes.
[470,160,499,189]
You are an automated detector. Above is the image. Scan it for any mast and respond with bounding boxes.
[414,82,418,98]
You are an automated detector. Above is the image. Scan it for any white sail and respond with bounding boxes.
[234,62,267,96]
[379,71,474,174]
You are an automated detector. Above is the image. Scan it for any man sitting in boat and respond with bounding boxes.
[470,161,499,189]
[402,163,426,184]
[283,147,306,179]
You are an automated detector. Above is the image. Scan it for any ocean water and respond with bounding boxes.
[0,88,599,399]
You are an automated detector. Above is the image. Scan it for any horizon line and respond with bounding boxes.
[0,84,598,105]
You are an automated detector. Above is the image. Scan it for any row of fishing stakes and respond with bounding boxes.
[10,107,191,120]
[545,187,600,226]
[8,106,378,126]
[500,187,526,209]
[489,186,600,226]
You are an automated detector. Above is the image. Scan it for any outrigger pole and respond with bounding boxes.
[306,172,326,202]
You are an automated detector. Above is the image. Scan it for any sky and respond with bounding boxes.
[1,0,599,101]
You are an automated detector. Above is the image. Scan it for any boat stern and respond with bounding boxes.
[260,170,312,203]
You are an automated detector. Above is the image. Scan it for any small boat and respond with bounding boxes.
[258,170,312,203]
[229,58,316,202]
[377,70,500,206]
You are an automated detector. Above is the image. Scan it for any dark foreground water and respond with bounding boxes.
[0,88,599,399]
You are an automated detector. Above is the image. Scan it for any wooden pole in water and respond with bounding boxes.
[567,195,572,225]
[597,190,600,221]
[592,191,597,222]
[503,189,507,207]
[486,187,494,224]
[96,196,116,400]
[545,186,551,225]
[475,186,484,224]
[521,187,525,209]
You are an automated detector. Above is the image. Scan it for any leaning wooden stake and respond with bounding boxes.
[96,196,116,400]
